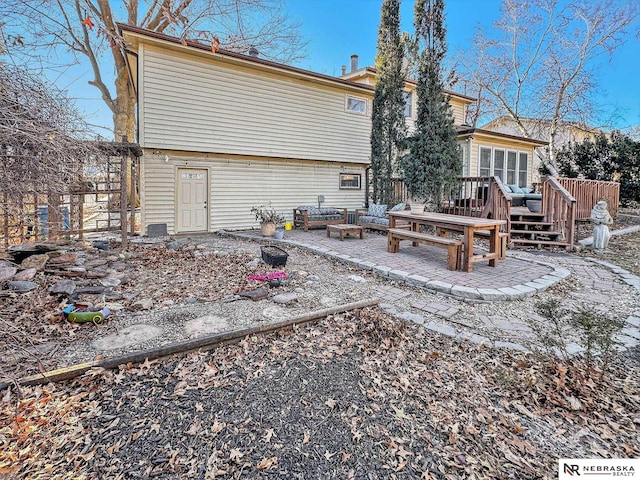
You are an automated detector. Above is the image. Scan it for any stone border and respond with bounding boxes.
[578,224,640,247]
[224,231,570,302]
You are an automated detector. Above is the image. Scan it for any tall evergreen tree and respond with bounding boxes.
[370,0,407,206]
[400,0,460,210]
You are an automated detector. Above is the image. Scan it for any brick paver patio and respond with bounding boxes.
[232,228,565,300]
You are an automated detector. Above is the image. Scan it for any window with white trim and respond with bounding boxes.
[403,91,413,117]
[478,146,529,186]
[339,173,361,189]
[345,95,367,114]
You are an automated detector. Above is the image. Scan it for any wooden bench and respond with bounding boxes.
[387,228,463,271]
[293,207,348,231]
[435,227,509,259]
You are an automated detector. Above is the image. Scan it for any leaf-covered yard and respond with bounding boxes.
[2,308,638,479]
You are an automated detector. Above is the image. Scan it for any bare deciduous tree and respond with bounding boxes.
[457,0,639,175]
[0,62,97,199]
[0,0,307,141]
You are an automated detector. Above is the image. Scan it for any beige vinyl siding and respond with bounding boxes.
[141,152,366,234]
[140,46,372,164]
[449,97,467,125]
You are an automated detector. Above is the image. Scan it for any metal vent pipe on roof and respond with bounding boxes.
[350,54,358,72]
[341,65,347,75]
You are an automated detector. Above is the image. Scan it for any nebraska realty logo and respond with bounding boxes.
[559,459,639,478]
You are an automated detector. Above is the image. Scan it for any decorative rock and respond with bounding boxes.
[348,275,366,283]
[397,311,425,324]
[294,287,304,294]
[13,268,37,281]
[104,302,125,311]
[86,271,109,279]
[49,280,76,296]
[84,259,108,268]
[92,324,163,351]
[320,296,336,306]
[47,253,78,266]
[307,274,321,282]
[75,286,106,295]
[131,298,154,311]
[246,258,261,269]
[271,292,298,304]
[166,241,180,250]
[92,241,110,251]
[21,254,49,271]
[7,281,38,292]
[111,262,128,272]
[0,263,18,283]
[100,277,122,287]
[61,267,87,277]
[184,297,198,305]
[184,315,230,336]
[239,286,269,301]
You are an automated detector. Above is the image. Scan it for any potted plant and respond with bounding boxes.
[251,203,285,237]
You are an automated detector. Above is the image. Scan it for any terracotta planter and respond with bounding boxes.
[261,222,276,236]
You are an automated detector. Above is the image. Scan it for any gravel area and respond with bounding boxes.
[2,229,639,382]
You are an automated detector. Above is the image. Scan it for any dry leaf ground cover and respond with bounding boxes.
[1,308,639,479]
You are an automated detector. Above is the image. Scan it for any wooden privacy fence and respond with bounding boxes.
[1,141,142,249]
[556,178,620,219]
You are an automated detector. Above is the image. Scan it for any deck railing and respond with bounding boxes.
[541,176,577,249]
[556,178,619,219]
[443,176,512,234]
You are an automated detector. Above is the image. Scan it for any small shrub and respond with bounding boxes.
[528,299,624,380]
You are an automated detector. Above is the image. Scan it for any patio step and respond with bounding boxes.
[510,229,561,237]
[510,221,554,227]
[511,238,571,248]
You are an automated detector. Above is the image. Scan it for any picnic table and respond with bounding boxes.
[388,211,507,272]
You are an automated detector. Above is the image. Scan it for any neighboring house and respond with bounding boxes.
[119,24,547,236]
[482,116,605,173]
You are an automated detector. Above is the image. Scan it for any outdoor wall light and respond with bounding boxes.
[164,155,169,163]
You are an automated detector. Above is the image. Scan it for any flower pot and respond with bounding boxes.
[274,229,284,240]
[261,222,276,236]
[410,204,425,214]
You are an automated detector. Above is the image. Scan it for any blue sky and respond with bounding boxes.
[67,0,639,137]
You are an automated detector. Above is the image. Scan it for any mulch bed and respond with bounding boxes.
[2,308,638,479]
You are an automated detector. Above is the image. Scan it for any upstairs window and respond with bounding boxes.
[403,91,413,117]
[346,95,367,115]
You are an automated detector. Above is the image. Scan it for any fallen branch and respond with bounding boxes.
[0,298,379,390]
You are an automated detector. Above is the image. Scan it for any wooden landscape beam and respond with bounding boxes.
[0,298,379,391]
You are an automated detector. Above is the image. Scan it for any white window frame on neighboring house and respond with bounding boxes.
[478,146,529,186]
[345,95,368,115]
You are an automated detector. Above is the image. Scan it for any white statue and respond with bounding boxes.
[590,200,613,250]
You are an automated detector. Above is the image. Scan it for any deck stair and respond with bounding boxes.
[509,210,571,249]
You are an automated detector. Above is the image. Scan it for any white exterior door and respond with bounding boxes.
[177,168,208,233]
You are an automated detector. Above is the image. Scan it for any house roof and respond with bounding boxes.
[117,24,477,103]
[117,23,376,94]
[481,116,605,135]
[341,66,477,103]
[455,125,548,146]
